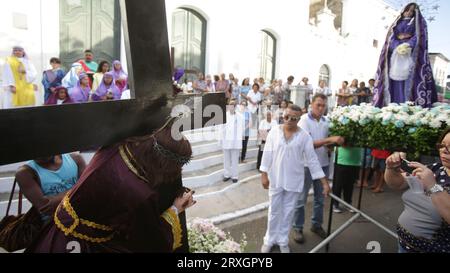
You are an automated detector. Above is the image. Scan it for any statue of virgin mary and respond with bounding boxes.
[372,2,438,108]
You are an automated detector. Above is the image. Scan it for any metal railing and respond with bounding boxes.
[309,193,398,253]
[309,148,399,253]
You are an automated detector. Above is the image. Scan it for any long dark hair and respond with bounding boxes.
[403,3,418,17]
[438,127,450,144]
[97,61,110,73]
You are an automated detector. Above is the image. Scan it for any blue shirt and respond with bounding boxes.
[239,86,251,98]
[243,111,251,136]
[26,154,79,197]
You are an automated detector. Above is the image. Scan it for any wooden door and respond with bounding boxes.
[60,0,120,70]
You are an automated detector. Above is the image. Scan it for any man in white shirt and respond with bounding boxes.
[247,83,262,130]
[292,94,345,244]
[281,76,295,102]
[314,80,333,115]
[314,80,332,97]
[297,77,314,113]
[260,104,330,253]
[221,99,244,183]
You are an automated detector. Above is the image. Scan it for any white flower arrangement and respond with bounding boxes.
[329,102,450,158]
[188,218,247,253]
[396,43,412,55]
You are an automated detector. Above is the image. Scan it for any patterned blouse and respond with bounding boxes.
[397,163,450,253]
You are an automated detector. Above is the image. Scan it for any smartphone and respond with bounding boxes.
[400,159,415,174]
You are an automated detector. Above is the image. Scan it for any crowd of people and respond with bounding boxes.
[218,91,342,253]
[214,73,448,253]
[175,71,377,111]
[1,47,129,109]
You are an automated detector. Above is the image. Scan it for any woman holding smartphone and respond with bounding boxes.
[385,128,450,253]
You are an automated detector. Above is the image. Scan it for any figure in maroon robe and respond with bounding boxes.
[26,117,195,253]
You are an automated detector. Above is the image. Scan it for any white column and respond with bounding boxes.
[340,0,352,37]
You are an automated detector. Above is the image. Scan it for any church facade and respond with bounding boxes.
[0,0,400,103]
[166,0,399,90]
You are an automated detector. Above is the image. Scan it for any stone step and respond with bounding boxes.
[0,171,15,178]
[184,147,258,173]
[0,198,32,217]
[0,153,96,175]
[190,139,258,157]
[183,160,258,188]
[0,140,259,176]
[182,125,222,136]
[0,177,16,194]
[186,174,268,222]
[183,127,258,145]
[192,170,261,195]
[0,152,260,195]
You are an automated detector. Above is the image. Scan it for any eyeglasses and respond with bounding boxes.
[283,115,301,122]
[437,143,450,154]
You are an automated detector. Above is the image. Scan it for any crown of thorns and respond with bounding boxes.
[152,137,192,165]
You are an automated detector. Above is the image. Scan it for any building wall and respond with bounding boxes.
[165,0,399,91]
[430,54,450,88]
[0,0,60,106]
[0,0,128,108]
[0,0,403,101]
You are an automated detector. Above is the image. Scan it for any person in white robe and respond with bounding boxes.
[1,46,38,109]
[220,99,244,183]
[62,63,83,96]
[260,104,330,253]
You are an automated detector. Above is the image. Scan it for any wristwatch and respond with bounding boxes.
[425,184,444,196]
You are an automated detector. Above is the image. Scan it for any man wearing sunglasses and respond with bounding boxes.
[260,104,331,253]
[292,94,345,244]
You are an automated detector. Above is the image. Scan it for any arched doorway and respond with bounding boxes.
[59,0,121,71]
[171,8,207,77]
[319,64,331,86]
[259,30,277,82]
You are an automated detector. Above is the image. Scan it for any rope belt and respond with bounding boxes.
[54,194,115,243]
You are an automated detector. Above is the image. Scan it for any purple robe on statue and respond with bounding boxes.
[373,4,437,108]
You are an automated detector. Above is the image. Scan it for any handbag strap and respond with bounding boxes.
[18,190,23,215]
[5,179,24,217]
[5,179,17,217]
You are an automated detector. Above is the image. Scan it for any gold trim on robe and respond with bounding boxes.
[161,208,183,250]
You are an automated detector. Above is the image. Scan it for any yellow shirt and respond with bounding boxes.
[92,72,104,91]
[6,57,35,107]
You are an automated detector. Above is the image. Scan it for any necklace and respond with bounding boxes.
[444,167,450,176]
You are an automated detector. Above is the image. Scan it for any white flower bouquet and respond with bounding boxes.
[188,218,247,253]
[391,43,414,81]
[329,102,450,158]
[396,43,412,55]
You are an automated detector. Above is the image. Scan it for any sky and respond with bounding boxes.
[426,1,450,73]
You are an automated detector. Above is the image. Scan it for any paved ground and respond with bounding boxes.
[219,185,404,253]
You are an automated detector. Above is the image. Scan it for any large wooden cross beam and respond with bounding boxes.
[0,0,225,165]
[0,0,226,253]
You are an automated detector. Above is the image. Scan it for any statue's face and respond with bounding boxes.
[403,5,415,18]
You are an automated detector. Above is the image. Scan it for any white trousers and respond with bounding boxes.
[223,149,240,179]
[264,188,300,247]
